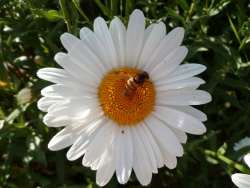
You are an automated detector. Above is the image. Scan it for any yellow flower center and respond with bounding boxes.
[98,67,156,125]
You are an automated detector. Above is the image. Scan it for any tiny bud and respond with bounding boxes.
[34,55,44,64]
[16,88,35,104]
[224,102,230,108]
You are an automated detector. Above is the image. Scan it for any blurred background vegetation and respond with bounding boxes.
[0,0,250,187]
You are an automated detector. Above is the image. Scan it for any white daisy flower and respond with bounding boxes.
[232,173,250,188]
[37,9,211,186]
[234,137,250,162]
[234,137,250,152]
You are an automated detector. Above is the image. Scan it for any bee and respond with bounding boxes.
[123,71,149,99]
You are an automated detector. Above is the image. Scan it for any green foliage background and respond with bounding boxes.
[1,0,250,187]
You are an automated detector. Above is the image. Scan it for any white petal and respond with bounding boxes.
[43,114,75,127]
[156,63,206,85]
[132,126,152,186]
[156,89,212,106]
[37,97,62,112]
[155,77,205,90]
[167,126,187,144]
[44,106,103,127]
[232,173,250,188]
[90,152,105,170]
[47,98,99,117]
[48,116,105,150]
[169,105,207,122]
[80,27,111,70]
[37,68,83,89]
[153,105,206,135]
[41,84,96,98]
[37,68,91,94]
[145,116,183,157]
[160,146,177,169]
[90,125,117,171]
[140,122,164,168]
[82,121,118,167]
[55,52,101,86]
[150,46,188,81]
[234,137,250,152]
[48,127,79,150]
[244,153,250,168]
[126,9,145,68]
[143,120,178,169]
[96,146,116,186]
[60,33,106,74]
[109,17,126,67]
[90,124,119,171]
[136,123,158,173]
[94,17,118,69]
[116,126,133,184]
[143,24,156,45]
[138,22,166,69]
[145,27,184,71]
[67,117,106,160]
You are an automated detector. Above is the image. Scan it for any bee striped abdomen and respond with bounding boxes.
[127,77,138,89]
[123,71,149,99]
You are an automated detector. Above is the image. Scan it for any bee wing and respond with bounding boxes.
[123,88,133,97]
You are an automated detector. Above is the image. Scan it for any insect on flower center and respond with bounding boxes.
[98,67,156,125]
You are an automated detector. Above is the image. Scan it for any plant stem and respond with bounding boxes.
[59,0,72,34]
[72,0,92,28]
[203,149,250,174]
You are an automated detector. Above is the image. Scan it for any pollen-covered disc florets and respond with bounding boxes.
[98,67,155,125]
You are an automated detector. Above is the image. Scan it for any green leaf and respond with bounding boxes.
[217,143,227,155]
[206,70,225,93]
[35,149,47,166]
[94,0,112,18]
[237,61,250,68]
[165,7,185,24]
[5,104,29,125]
[34,9,64,22]
[0,18,19,24]
[223,77,248,89]
[5,108,22,125]
[227,14,241,44]
[0,55,8,82]
[176,0,189,11]
[56,152,65,183]
[205,154,219,164]
[29,171,51,187]
[9,142,28,158]
[209,0,230,16]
